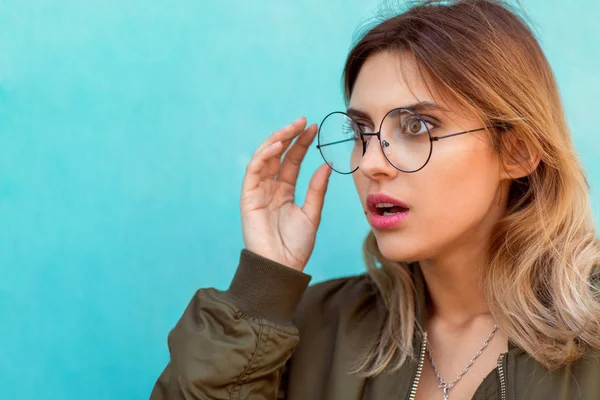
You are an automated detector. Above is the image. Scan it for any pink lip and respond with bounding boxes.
[366,193,410,230]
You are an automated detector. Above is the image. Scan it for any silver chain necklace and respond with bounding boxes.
[426,324,499,400]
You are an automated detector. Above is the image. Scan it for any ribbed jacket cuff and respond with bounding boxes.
[224,249,312,326]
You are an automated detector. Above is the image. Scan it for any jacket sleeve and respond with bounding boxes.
[150,249,312,400]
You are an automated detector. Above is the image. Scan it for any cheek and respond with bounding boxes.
[353,174,368,203]
[427,160,495,216]
[378,145,501,261]
[416,146,500,243]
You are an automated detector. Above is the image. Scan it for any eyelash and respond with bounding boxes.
[355,115,440,132]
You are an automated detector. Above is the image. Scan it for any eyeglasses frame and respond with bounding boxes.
[315,107,493,175]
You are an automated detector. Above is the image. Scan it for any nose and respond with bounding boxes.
[358,134,398,180]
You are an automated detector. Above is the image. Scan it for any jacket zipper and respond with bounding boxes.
[408,334,508,400]
[408,332,428,400]
[497,353,507,400]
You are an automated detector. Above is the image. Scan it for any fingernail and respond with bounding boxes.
[285,116,304,129]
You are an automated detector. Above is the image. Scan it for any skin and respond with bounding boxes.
[241,50,537,400]
[350,50,516,400]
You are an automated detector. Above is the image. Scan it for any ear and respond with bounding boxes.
[499,135,541,180]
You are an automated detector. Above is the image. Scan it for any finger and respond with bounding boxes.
[242,141,283,194]
[253,117,307,157]
[280,138,293,154]
[278,124,318,186]
[302,163,333,226]
[261,140,288,181]
[263,138,293,179]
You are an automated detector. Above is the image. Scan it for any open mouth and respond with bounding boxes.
[366,193,410,229]
[373,203,409,216]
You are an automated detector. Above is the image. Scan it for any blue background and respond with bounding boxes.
[0,1,598,398]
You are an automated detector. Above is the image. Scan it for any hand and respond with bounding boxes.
[240,116,333,272]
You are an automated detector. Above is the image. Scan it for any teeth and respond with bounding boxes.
[376,203,395,208]
[383,211,402,216]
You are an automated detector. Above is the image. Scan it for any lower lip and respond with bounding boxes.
[369,210,409,229]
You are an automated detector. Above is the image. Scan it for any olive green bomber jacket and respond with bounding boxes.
[150,249,600,400]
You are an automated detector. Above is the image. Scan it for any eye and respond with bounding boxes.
[341,120,362,140]
[342,120,373,142]
[402,116,436,135]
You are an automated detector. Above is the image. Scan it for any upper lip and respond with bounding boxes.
[366,193,410,213]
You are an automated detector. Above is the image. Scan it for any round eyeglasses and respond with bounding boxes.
[316,107,491,175]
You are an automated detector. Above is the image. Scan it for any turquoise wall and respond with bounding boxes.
[0,1,598,398]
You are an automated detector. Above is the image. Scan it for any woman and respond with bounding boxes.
[150,0,600,399]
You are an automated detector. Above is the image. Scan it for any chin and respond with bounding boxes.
[373,230,430,263]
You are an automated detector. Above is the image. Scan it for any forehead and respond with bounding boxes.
[349,51,445,115]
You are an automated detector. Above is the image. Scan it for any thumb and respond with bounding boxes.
[302,163,333,226]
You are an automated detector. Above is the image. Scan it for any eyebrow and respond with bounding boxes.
[346,101,448,120]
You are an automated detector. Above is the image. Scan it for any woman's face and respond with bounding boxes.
[351,51,507,262]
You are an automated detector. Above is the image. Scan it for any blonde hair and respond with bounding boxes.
[343,0,600,375]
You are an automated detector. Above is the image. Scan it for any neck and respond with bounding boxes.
[419,186,510,329]
[419,244,490,329]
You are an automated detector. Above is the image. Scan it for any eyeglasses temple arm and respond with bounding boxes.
[431,126,489,142]
[316,137,355,149]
